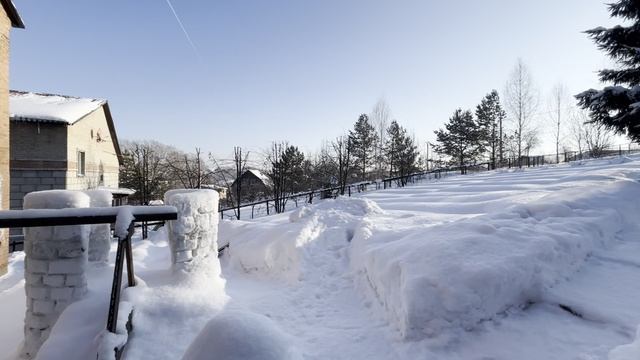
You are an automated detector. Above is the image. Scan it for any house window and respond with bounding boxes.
[77,151,86,176]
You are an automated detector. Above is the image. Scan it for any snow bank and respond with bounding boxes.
[83,190,113,262]
[609,326,640,360]
[22,190,91,358]
[224,198,381,280]
[182,310,299,360]
[122,258,228,359]
[164,189,219,266]
[351,179,640,339]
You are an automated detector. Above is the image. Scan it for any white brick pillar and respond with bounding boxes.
[21,190,91,358]
[164,189,219,267]
[84,189,113,262]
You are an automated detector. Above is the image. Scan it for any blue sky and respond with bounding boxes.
[9,1,617,157]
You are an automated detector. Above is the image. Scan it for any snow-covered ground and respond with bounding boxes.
[2,156,640,359]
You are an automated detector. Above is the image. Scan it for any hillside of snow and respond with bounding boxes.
[2,156,640,359]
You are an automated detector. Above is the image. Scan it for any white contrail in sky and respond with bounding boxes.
[164,0,202,59]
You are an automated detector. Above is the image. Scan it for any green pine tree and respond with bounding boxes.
[385,120,418,185]
[476,90,507,168]
[349,114,378,181]
[576,0,640,142]
[433,109,485,173]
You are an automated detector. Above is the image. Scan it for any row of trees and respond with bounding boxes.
[434,0,640,170]
[119,110,419,217]
[433,58,620,171]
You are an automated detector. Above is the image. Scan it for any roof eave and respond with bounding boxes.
[10,116,69,125]
[102,102,123,166]
[1,0,24,28]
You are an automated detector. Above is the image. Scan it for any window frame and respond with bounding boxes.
[77,150,86,177]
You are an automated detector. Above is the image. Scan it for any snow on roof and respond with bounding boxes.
[10,91,106,124]
[247,169,272,185]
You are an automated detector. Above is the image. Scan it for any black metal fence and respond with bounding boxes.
[0,205,177,358]
[219,143,640,220]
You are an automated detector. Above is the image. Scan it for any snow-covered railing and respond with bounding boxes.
[0,203,177,359]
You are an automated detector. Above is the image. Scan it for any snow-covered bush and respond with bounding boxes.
[21,190,91,358]
[182,310,299,360]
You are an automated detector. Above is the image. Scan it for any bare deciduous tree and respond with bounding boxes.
[210,147,249,220]
[120,140,174,205]
[166,147,212,189]
[369,98,391,178]
[571,109,614,158]
[548,83,570,163]
[505,59,539,166]
[331,135,353,195]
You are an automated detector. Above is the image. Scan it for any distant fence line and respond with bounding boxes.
[218,143,640,221]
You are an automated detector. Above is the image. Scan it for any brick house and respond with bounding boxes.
[9,91,123,212]
[0,0,24,275]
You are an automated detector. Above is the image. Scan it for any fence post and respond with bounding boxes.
[21,190,91,358]
[266,201,270,215]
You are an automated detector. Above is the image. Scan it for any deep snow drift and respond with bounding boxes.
[2,156,640,359]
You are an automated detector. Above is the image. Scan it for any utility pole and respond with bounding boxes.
[426,141,430,171]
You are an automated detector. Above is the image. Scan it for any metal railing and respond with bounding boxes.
[0,206,177,354]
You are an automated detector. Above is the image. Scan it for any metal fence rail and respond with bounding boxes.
[0,205,177,355]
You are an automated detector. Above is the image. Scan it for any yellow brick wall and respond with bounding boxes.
[65,106,120,191]
[0,7,11,275]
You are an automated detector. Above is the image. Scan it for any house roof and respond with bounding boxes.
[247,169,272,186]
[1,0,24,28]
[10,90,124,165]
[10,91,106,124]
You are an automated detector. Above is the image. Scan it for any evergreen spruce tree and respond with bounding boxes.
[576,0,640,142]
[476,90,506,168]
[385,121,404,178]
[433,109,485,173]
[349,114,378,180]
[385,121,419,185]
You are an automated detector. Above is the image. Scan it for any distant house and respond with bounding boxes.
[9,91,124,210]
[231,169,272,203]
[0,0,24,273]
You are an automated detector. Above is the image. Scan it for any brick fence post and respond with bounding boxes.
[21,190,90,358]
